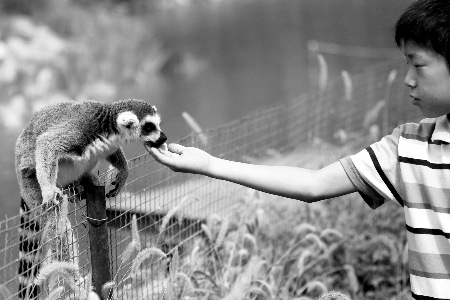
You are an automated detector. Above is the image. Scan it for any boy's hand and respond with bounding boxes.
[146,143,211,175]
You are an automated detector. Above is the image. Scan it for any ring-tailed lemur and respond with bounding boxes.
[15,99,167,299]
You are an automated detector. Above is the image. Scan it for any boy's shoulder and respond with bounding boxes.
[390,115,450,144]
[396,115,450,143]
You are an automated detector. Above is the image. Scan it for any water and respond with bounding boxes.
[0,0,412,222]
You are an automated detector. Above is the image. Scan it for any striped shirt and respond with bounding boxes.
[340,114,450,300]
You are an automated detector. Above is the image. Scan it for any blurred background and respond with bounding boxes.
[0,0,411,221]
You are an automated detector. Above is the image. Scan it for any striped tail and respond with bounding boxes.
[18,198,42,300]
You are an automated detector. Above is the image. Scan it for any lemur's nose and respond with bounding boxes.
[155,132,167,147]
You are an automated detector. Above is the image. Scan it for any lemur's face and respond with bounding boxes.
[139,114,167,147]
[116,109,167,148]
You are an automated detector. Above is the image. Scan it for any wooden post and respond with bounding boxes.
[85,183,111,300]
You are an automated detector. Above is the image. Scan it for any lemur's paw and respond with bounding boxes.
[42,187,63,207]
[106,170,128,198]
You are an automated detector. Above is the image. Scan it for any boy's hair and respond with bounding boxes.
[395,0,450,67]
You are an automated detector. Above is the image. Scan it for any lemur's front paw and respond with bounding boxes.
[42,187,63,207]
[106,170,128,198]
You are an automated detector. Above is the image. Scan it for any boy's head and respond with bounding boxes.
[395,0,450,68]
[395,0,450,118]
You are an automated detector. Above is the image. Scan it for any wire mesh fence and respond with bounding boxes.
[0,58,420,299]
[0,185,91,300]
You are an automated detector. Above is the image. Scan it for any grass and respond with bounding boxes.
[102,184,408,300]
[74,184,407,300]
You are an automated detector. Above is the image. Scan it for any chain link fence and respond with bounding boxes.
[0,58,420,299]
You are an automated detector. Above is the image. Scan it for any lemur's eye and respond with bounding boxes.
[142,122,157,135]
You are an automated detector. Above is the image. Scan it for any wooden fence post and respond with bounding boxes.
[84,183,111,300]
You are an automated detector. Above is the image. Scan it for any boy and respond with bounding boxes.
[149,0,450,298]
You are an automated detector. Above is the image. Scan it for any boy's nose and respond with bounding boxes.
[404,69,417,88]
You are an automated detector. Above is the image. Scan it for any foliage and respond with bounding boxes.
[0,2,165,131]
[101,187,409,300]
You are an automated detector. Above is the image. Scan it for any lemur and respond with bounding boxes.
[14,99,167,299]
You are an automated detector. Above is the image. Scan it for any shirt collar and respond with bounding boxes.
[431,114,450,143]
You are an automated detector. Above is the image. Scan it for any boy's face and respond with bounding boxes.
[403,41,450,118]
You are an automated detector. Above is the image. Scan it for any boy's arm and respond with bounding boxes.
[148,143,357,202]
[209,158,356,202]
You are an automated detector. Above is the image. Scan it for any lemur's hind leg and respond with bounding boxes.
[18,169,43,210]
[18,174,46,300]
[18,173,81,299]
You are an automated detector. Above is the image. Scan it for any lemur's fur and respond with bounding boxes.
[15,99,166,299]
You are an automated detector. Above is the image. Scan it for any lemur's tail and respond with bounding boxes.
[17,198,41,299]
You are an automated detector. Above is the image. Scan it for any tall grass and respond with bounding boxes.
[98,186,407,300]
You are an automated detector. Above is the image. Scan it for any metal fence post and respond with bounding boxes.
[84,183,111,300]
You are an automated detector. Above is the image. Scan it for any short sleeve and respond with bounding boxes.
[340,126,404,209]
[340,157,386,209]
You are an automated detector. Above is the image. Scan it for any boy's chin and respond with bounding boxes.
[421,111,450,118]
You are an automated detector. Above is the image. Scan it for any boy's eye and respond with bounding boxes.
[406,60,424,68]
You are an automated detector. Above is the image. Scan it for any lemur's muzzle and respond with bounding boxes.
[146,132,167,148]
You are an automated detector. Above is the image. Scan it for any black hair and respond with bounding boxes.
[395,0,450,67]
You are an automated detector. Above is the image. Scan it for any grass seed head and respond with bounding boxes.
[318,290,351,300]
[214,217,229,250]
[201,224,213,243]
[387,69,398,85]
[317,53,328,91]
[130,215,141,251]
[129,247,166,278]
[176,272,193,294]
[45,286,65,300]
[161,196,198,233]
[305,280,328,294]
[169,246,180,283]
[121,240,140,264]
[320,228,343,243]
[302,233,327,252]
[297,249,313,275]
[294,223,317,237]
[34,261,79,287]
[102,281,116,300]
[243,233,257,254]
[341,70,353,101]
[343,265,359,293]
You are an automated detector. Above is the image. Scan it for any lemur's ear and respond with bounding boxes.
[117,111,139,129]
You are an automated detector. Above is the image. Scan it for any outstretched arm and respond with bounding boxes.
[148,143,357,202]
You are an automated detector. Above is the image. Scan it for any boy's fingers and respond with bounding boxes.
[147,146,166,160]
[168,143,186,154]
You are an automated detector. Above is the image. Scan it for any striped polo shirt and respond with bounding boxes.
[340,114,450,300]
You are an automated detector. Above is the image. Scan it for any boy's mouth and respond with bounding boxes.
[410,96,420,106]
